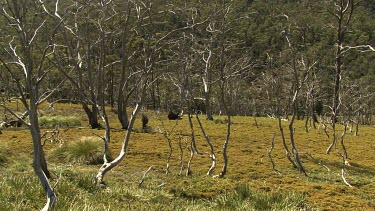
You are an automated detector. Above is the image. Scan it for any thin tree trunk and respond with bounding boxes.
[289,113,307,175]
[187,112,203,154]
[195,114,216,175]
[327,0,354,154]
[278,117,297,168]
[217,115,231,178]
[205,90,214,120]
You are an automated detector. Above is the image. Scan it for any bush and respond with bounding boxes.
[49,136,111,165]
[39,116,81,128]
[0,142,11,165]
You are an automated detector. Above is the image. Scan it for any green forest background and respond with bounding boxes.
[1,0,374,121]
[0,0,375,210]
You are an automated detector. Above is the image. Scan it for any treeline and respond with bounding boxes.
[0,0,374,124]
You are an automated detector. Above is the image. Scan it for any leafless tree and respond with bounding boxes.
[326,0,355,154]
[212,1,249,178]
[0,0,66,209]
[94,0,188,185]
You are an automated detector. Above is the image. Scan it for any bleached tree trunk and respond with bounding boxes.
[95,101,144,185]
[0,1,63,209]
[327,0,354,154]
[195,114,216,175]
[202,49,214,120]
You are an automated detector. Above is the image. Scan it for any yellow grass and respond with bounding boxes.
[0,102,374,210]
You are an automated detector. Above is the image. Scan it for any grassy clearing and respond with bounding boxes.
[0,103,374,210]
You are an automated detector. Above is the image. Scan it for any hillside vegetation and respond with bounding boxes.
[0,103,374,210]
[0,0,374,209]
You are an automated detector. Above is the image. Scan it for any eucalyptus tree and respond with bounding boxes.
[53,0,121,129]
[115,0,135,129]
[0,0,66,209]
[94,0,191,185]
[254,1,322,175]
[205,0,253,177]
[325,0,355,154]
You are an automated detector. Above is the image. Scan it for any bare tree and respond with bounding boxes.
[54,0,119,129]
[326,0,355,154]
[116,0,140,129]
[0,0,66,209]
[211,1,250,178]
[94,0,185,185]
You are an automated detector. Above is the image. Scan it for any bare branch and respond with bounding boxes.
[138,166,153,188]
[29,20,46,45]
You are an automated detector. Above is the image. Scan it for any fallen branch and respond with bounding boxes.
[138,166,153,188]
[41,128,63,147]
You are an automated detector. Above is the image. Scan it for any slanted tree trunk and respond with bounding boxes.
[95,98,145,185]
[195,114,216,175]
[29,99,56,210]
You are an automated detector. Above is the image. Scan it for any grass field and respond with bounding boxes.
[0,103,374,210]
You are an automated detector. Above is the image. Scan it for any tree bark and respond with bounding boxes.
[195,114,216,175]
[327,0,354,154]
[29,103,56,210]
[95,103,142,185]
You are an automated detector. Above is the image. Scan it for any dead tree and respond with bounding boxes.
[0,1,67,209]
[94,0,187,185]
[158,118,179,175]
[327,0,355,154]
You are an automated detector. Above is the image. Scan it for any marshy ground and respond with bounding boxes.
[0,103,374,210]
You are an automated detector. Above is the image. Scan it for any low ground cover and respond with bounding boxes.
[0,103,374,210]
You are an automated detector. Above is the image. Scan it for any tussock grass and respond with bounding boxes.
[215,184,313,210]
[39,116,81,128]
[48,136,111,165]
[214,118,229,124]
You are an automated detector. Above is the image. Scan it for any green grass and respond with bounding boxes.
[0,165,313,211]
[215,184,313,210]
[0,142,11,165]
[0,103,374,210]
